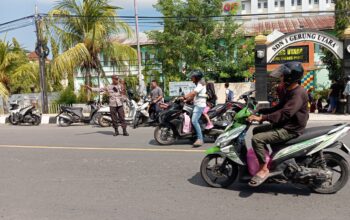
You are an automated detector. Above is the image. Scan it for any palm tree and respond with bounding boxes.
[48,0,137,96]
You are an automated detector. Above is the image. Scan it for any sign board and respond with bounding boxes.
[271,46,309,64]
[267,31,343,63]
[169,81,196,97]
[222,0,241,14]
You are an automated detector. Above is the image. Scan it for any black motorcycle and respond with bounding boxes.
[8,103,42,126]
[57,101,99,127]
[154,97,241,145]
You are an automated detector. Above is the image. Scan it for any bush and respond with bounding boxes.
[315,88,330,101]
[56,86,77,104]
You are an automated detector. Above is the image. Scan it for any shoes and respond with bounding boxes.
[123,129,129,136]
[193,139,203,148]
[205,123,214,130]
[113,130,119,136]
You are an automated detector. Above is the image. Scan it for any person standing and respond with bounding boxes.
[182,70,207,147]
[328,80,341,114]
[225,83,234,102]
[343,76,350,114]
[149,80,163,120]
[86,75,129,136]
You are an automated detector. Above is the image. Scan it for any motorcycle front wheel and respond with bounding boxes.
[154,125,176,145]
[200,154,238,188]
[8,115,18,125]
[133,112,141,129]
[310,152,349,194]
[92,112,102,125]
[98,116,111,127]
[58,117,72,127]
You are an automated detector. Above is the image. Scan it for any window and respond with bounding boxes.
[264,2,268,8]
[275,1,278,7]
[314,0,319,4]
[292,0,295,6]
[297,0,302,6]
[258,2,261,9]
[326,0,329,3]
[309,0,312,4]
[242,3,245,10]
[280,0,284,7]
[331,0,335,3]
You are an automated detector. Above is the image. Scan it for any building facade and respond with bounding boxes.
[223,0,335,17]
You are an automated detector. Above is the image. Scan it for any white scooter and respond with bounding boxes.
[8,101,42,126]
[98,99,138,127]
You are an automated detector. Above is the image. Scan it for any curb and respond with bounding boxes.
[0,115,57,125]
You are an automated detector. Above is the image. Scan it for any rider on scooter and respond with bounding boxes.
[247,62,309,187]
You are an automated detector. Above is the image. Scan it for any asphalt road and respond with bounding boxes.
[0,122,350,220]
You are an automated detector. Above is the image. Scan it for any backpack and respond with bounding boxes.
[227,90,234,102]
[206,83,217,105]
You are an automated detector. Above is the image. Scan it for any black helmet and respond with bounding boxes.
[270,62,304,86]
[188,69,204,81]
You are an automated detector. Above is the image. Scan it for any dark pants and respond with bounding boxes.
[149,103,160,119]
[110,106,127,130]
[252,124,297,164]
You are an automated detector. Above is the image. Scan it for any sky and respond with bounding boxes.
[0,0,160,51]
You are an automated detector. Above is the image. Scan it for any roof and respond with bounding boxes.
[242,15,334,36]
[27,51,40,61]
[111,32,155,46]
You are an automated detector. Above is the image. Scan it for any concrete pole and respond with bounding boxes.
[133,0,146,97]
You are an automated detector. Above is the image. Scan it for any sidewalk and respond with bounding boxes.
[309,113,350,121]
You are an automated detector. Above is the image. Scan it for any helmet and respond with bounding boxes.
[188,70,204,81]
[270,62,304,86]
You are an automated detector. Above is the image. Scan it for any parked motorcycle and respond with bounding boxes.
[154,97,235,145]
[98,99,138,127]
[200,96,350,194]
[8,102,42,126]
[57,101,99,127]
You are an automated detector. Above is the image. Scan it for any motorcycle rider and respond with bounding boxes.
[86,75,129,136]
[247,62,309,187]
[182,70,207,147]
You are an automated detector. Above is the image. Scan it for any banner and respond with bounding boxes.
[169,81,196,97]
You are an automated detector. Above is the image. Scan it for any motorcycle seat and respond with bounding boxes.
[283,125,338,145]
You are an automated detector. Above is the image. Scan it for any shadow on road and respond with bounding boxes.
[75,131,115,136]
[188,172,311,197]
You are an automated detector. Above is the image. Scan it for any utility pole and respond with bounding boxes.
[34,6,49,113]
[133,0,146,96]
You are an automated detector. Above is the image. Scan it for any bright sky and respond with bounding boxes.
[0,0,160,51]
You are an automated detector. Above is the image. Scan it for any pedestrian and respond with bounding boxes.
[225,83,234,102]
[86,75,129,136]
[149,80,163,121]
[328,80,341,114]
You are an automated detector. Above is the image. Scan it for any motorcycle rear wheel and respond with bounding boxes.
[200,154,238,188]
[32,115,41,126]
[310,152,349,194]
[154,125,176,145]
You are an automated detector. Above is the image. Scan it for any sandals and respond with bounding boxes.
[248,174,269,187]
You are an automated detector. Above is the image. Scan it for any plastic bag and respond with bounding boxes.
[182,113,192,133]
[247,148,270,176]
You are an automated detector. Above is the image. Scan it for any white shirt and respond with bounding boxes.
[194,83,207,107]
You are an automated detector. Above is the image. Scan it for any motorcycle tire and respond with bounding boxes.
[32,115,41,126]
[8,115,18,125]
[58,117,72,127]
[133,113,141,129]
[92,112,102,125]
[98,116,111,127]
[200,154,238,188]
[310,152,349,194]
[154,125,176,145]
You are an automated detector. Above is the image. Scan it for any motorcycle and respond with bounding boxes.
[8,102,42,126]
[200,96,350,194]
[57,101,99,127]
[98,99,138,127]
[154,97,236,145]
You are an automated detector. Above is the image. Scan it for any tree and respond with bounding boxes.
[321,0,350,81]
[48,0,137,98]
[149,0,255,83]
